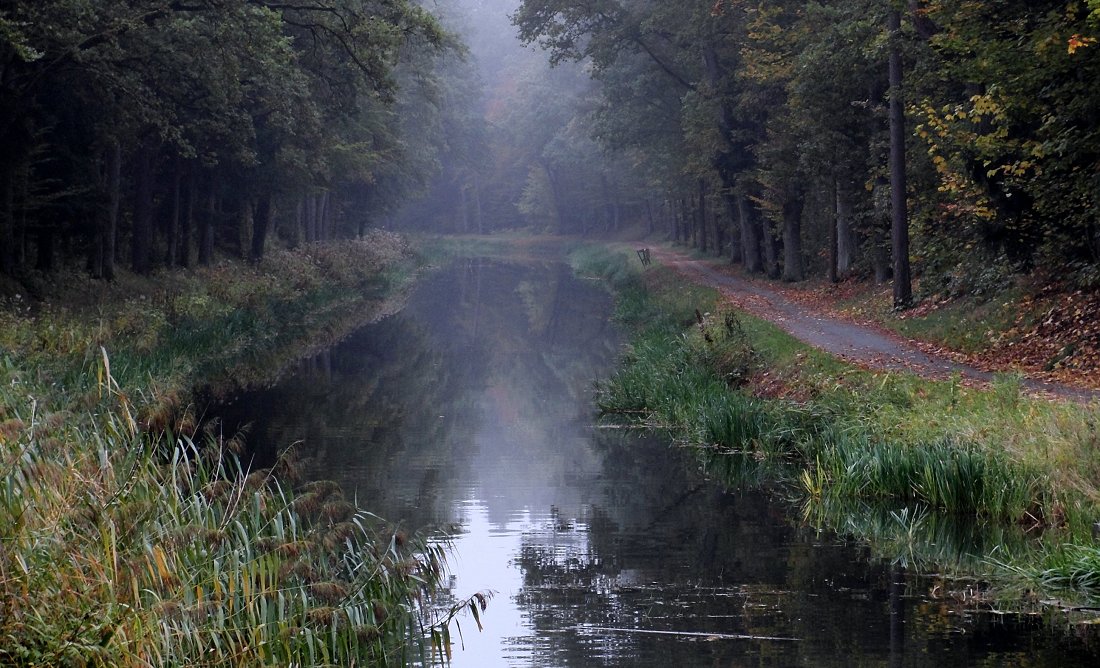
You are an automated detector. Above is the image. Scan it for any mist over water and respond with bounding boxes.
[215,258,1098,666]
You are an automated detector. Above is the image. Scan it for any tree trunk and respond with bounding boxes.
[237,198,252,258]
[304,195,316,242]
[725,194,741,265]
[472,172,484,234]
[738,193,762,274]
[166,159,181,267]
[698,179,708,254]
[179,165,193,268]
[131,141,156,275]
[781,190,804,282]
[715,215,725,258]
[828,194,839,284]
[836,176,854,278]
[543,163,566,234]
[291,198,303,248]
[35,228,55,272]
[677,196,686,246]
[250,195,272,262]
[199,181,215,266]
[90,140,120,279]
[888,9,913,307]
[459,183,469,233]
[0,166,14,276]
[762,217,780,280]
[319,191,331,240]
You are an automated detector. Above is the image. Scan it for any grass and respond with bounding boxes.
[0,232,479,665]
[1,376,463,665]
[573,243,1100,610]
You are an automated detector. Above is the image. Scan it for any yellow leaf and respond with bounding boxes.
[1068,34,1097,54]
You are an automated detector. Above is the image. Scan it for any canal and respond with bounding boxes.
[214,257,1098,666]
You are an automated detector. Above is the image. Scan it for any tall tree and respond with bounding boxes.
[888,7,912,307]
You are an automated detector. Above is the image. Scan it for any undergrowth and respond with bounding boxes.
[574,244,1100,609]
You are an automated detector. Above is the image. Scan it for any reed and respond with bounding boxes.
[0,361,461,666]
[0,234,479,665]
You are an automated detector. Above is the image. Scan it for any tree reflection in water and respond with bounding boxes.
[213,259,1099,667]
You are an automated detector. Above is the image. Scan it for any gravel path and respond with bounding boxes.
[651,248,1100,402]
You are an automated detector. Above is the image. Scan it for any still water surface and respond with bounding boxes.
[216,258,1098,666]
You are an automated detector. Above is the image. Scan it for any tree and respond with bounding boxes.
[888,7,912,307]
[0,0,447,276]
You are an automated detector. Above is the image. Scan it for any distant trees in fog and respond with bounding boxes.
[511,0,1100,296]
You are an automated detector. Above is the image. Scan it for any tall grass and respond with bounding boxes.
[0,234,482,664]
[575,244,1100,608]
[0,354,469,666]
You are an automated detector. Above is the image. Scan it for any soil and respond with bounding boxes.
[650,247,1100,403]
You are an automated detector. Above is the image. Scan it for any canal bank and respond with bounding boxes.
[574,244,1100,631]
[0,233,458,666]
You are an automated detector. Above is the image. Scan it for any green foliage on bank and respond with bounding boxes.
[576,245,1100,608]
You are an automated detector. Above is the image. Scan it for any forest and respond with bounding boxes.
[3,1,1099,309]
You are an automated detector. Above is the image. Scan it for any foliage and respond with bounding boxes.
[509,0,1100,298]
[0,0,450,277]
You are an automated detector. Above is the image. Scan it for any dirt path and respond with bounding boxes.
[650,248,1100,402]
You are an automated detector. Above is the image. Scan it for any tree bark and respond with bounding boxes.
[888,9,913,307]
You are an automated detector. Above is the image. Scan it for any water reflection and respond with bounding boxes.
[214,258,1099,667]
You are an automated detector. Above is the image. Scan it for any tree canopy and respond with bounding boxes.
[0,0,449,278]
[505,0,1100,295]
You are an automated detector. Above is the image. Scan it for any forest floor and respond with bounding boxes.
[649,246,1100,402]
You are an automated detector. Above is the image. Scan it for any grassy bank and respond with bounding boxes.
[572,244,1100,612]
[0,232,470,666]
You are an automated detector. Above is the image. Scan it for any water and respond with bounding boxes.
[213,258,1099,666]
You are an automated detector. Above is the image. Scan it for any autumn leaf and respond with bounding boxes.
[1067,34,1096,54]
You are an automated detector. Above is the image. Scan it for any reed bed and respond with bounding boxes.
[0,234,478,665]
